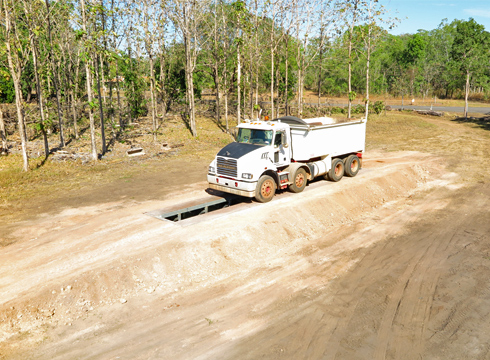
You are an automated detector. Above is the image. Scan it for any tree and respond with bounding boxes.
[22,0,50,158]
[291,0,334,116]
[45,0,66,148]
[3,0,30,171]
[451,18,490,118]
[354,0,398,120]
[168,0,211,137]
[140,0,166,141]
[79,0,98,161]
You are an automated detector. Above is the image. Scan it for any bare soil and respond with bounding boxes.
[1,112,490,359]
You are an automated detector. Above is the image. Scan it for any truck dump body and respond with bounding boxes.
[273,116,366,161]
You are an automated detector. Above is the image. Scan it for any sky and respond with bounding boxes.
[379,0,490,35]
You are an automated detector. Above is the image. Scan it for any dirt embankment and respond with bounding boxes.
[1,150,452,359]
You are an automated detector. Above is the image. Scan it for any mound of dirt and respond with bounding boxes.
[0,151,454,358]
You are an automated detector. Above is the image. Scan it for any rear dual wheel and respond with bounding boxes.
[344,155,360,177]
[326,158,344,182]
[288,168,307,193]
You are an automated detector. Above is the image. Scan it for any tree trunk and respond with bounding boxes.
[81,0,98,161]
[184,41,197,136]
[94,53,106,154]
[149,56,158,141]
[347,1,359,119]
[213,67,221,125]
[237,38,241,124]
[365,26,371,120]
[4,0,28,170]
[23,0,49,158]
[318,28,324,106]
[31,37,49,158]
[72,49,82,139]
[158,50,167,123]
[183,6,197,136]
[270,29,275,119]
[464,70,470,119]
[348,37,353,119]
[46,0,65,147]
[285,34,289,116]
[0,106,7,152]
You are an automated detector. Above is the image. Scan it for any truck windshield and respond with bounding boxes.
[236,128,273,146]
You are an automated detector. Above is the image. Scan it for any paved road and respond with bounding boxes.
[287,101,490,115]
[388,104,490,115]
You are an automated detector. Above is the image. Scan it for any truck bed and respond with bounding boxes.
[278,117,366,161]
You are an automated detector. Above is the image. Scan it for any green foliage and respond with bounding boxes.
[0,76,15,103]
[121,56,148,118]
[348,91,357,102]
[451,19,490,73]
[372,100,384,114]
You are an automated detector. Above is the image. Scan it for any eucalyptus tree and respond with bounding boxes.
[291,0,336,116]
[168,0,211,137]
[45,0,67,147]
[139,0,166,141]
[2,0,30,170]
[231,0,248,124]
[353,0,397,119]
[79,0,99,161]
[21,0,50,158]
[451,18,490,118]
[249,0,263,118]
[199,0,225,126]
[264,0,293,119]
[340,0,367,118]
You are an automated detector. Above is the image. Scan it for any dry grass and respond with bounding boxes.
[0,114,236,224]
[2,108,490,226]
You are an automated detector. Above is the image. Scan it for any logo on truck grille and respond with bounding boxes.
[217,157,237,177]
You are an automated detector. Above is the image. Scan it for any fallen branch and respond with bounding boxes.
[415,110,444,117]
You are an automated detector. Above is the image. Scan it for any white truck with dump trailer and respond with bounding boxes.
[207,115,366,202]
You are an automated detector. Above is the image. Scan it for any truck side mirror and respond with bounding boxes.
[282,132,289,148]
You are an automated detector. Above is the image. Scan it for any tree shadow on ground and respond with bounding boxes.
[452,115,490,131]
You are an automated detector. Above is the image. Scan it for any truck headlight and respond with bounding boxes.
[242,173,253,179]
[209,166,216,174]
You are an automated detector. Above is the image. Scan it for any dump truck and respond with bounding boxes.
[207,115,367,202]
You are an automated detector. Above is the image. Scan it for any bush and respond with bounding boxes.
[352,104,365,114]
[329,106,345,114]
[372,101,385,115]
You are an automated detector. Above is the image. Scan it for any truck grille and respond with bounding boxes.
[217,157,237,177]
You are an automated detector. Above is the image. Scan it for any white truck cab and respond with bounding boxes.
[207,116,366,202]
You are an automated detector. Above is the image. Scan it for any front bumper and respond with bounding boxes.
[207,174,256,198]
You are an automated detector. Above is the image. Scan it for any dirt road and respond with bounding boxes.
[1,114,490,359]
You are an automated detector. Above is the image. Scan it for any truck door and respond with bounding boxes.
[273,130,291,167]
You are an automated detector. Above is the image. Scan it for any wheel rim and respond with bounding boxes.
[335,163,342,177]
[351,159,359,172]
[295,173,305,188]
[261,180,274,198]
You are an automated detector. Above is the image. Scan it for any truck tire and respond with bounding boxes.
[289,168,307,193]
[328,158,344,182]
[255,175,276,203]
[344,155,360,177]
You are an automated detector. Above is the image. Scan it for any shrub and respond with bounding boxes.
[372,101,385,115]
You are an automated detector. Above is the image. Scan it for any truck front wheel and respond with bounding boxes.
[289,168,307,193]
[328,158,344,182]
[255,175,276,203]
